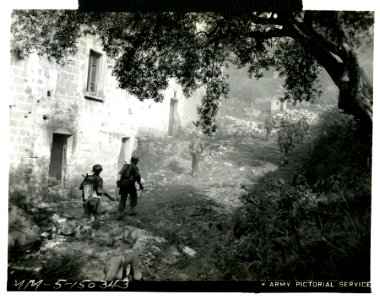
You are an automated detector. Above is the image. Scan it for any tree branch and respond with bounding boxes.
[288,20,344,86]
[247,27,290,40]
[302,12,344,57]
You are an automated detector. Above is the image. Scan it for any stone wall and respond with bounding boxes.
[9,35,201,199]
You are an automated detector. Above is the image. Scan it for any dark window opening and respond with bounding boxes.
[87,50,102,95]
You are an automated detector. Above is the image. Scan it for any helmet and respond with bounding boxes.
[92,164,103,172]
[130,156,139,164]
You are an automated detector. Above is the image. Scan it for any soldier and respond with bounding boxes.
[79,164,103,220]
[118,156,144,218]
[295,117,310,144]
[264,114,276,141]
[189,131,205,177]
[277,120,294,165]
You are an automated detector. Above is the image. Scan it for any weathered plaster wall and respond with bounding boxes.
[9,35,201,199]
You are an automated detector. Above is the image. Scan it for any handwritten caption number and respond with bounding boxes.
[13,279,129,290]
[54,279,129,290]
[99,280,129,290]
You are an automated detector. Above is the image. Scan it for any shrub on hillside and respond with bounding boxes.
[8,204,42,260]
[302,109,371,191]
[223,108,371,281]
[8,162,56,260]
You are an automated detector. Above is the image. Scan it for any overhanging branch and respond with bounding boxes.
[247,27,290,40]
[288,20,344,86]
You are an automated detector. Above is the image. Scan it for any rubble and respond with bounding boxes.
[98,201,114,215]
[276,105,334,125]
[39,236,66,252]
[218,115,263,137]
[181,246,196,257]
[60,220,79,236]
[162,155,190,174]
[41,232,50,238]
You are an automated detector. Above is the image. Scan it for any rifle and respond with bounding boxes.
[79,173,88,190]
[103,192,117,202]
[81,174,117,202]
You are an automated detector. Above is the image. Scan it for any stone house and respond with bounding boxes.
[270,98,287,115]
[9,35,201,198]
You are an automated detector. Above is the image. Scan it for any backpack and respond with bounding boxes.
[81,173,99,201]
[118,164,134,187]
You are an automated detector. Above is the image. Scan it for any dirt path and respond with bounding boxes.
[9,135,280,282]
[126,135,279,280]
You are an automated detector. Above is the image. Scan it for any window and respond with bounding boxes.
[87,50,102,96]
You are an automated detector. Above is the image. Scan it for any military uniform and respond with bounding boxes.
[79,165,103,218]
[118,157,143,216]
[189,138,204,176]
[264,115,276,141]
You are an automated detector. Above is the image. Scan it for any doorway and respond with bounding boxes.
[48,133,71,186]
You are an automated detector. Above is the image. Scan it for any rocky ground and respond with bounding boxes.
[8,131,281,283]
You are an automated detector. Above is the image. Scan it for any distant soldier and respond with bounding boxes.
[79,164,103,220]
[264,114,276,141]
[294,117,310,144]
[189,132,205,177]
[277,120,294,165]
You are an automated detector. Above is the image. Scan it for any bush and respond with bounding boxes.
[8,161,55,260]
[223,108,371,281]
[302,109,371,190]
[8,204,42,260]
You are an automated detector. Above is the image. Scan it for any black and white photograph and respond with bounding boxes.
[3,0,377,293]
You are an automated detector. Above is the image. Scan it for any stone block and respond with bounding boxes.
[12,68,19,76]
[19,103,33,112]
[11,111,23,120]
[10,128,18,135]
[19,129,27,136]
[17,94,26,102]
[14,76,25,85]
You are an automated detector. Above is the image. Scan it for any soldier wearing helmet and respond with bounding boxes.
[189,131,205,177]
[118,155,144,218]
[79,164,104,219]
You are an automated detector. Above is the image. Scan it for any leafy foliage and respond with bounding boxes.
[302,109,371,193]
[223,108,371,280]
[11,10,374,133]
[274,39,322,103]
[11,10,82,63]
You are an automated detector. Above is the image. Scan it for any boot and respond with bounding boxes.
[116,212,124,221]
[129,207,137,216]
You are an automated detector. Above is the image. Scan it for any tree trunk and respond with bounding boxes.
[289,20,373,134]
[336,50,373,133]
